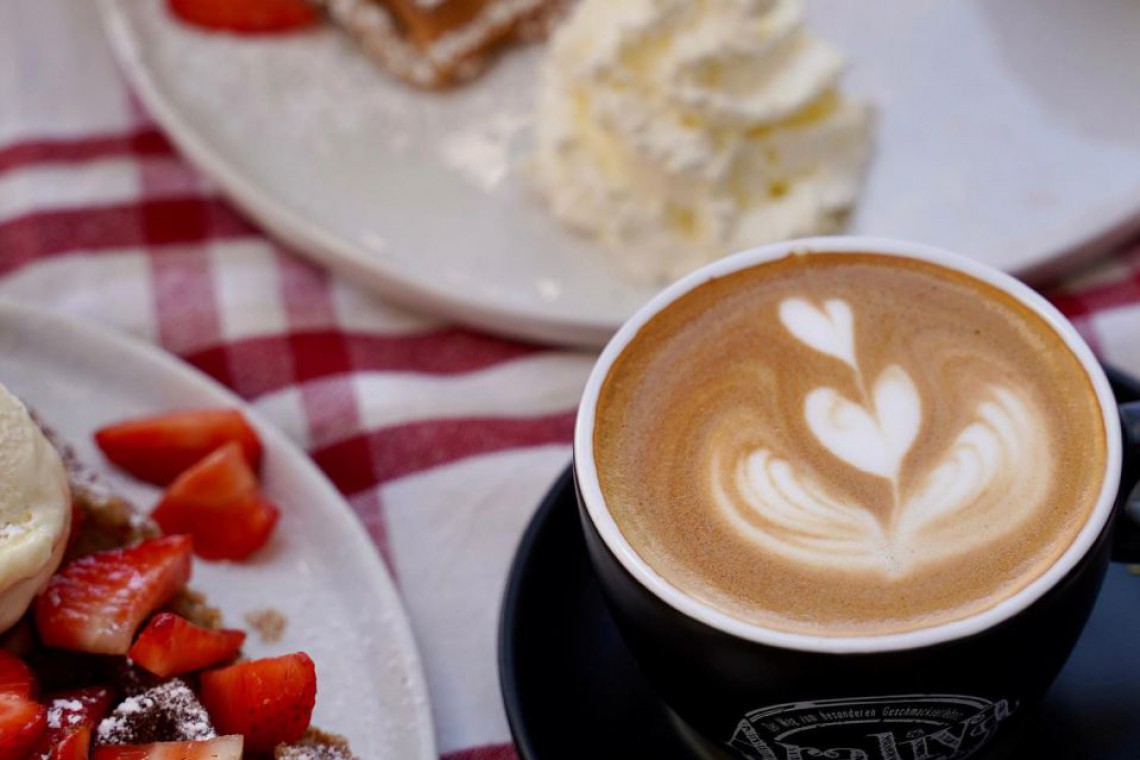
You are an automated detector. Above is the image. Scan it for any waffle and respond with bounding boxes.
[317,0,573,88]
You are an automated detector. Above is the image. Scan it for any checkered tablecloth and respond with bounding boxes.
[5,1,1140,758]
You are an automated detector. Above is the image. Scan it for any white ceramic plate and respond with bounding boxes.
[0,302,436,760]
[96,0,1140,347]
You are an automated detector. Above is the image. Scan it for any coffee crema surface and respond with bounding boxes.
[594,253,1106,636]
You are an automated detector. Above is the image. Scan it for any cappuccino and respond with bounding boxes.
[593,252,1106,636]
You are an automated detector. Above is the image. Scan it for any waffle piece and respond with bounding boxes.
[317,0,573,88]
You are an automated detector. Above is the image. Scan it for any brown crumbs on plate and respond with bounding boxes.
[276,728,359,760]
[245,608,288,643]
[166,589,224,631]
[37,420,160,559]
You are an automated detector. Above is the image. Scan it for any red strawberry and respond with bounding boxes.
[34,535,193,655]
[200,653,316,752]
[34,686,115,760]
[129,614,245,678]
[91,735,243,760]
[95,409,262,486]
[0,652,36,699]
[152,444,279,561]
[168,0,317,33]
[42,727,89,760]
[0,692,46,760]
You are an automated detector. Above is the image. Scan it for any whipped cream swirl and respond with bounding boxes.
[531,0,874,283]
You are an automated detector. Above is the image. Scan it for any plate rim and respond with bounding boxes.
[0,299,438,760]
[93,0,619,348]
[93,0,1140,349]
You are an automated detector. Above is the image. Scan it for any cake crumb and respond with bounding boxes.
[245,608,288,643]
[166,589,224,630]
[276,728,359,759]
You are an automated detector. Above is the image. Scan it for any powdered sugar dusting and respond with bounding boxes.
[316,0,553,87]
[427,0,548,71]
[96,680,216,745]
[320,0,449,88]
[438,111,530,191]
[277,744,355,760]
[275,730,358,760]
[46,700,85,730]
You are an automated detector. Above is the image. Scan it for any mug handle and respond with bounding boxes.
[1113,401,1140,561]
[1108,364,1140,562]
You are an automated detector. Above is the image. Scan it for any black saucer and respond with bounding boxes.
[499,367,1140,760]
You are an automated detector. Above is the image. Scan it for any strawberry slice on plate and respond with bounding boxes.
[152,443,280,561]
[34,535,193,655]
[0,652,44,760]
[34,686,114,760]
[0,692,46,760]
[40,726,89,760]
[200,653,316,753]
[95,408,262,486]
[91,735,243,760]
[0,651,37,699]
[129,613,245,678]
[168,0,318,34]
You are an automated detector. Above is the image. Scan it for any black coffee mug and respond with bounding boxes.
[574,238,1140,760]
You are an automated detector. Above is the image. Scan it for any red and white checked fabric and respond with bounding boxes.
[4,1,1140,758]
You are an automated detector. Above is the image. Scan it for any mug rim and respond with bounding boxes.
[574,235,1123,654]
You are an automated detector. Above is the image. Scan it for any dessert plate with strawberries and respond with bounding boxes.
[96,0,1140,346]
[0,301,436,759]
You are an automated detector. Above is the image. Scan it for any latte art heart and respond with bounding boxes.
[803,364,921,482]
[594,253,1105,635]
[711,298,1051,575]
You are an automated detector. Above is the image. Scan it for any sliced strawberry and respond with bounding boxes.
[0,652,37,699]
[129,614,245,678]
[152,444,279,561]
[34,535,193,655]
[0,693,46,760]
[95,409,262,486]
[42,727,89,760]
[200,653,316,752]
[91,735,243,760]
[34,685,115,760]
[168,0,317,33]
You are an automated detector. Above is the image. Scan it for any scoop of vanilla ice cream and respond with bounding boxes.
[0,384,71,633]
[530,0,874,283]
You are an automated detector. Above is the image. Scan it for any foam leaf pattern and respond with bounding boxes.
[710,296,1049,574]
[715,387,1048,573]
[778,298,856,368]
[897,388,1045,542]
[712,449,889,572]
